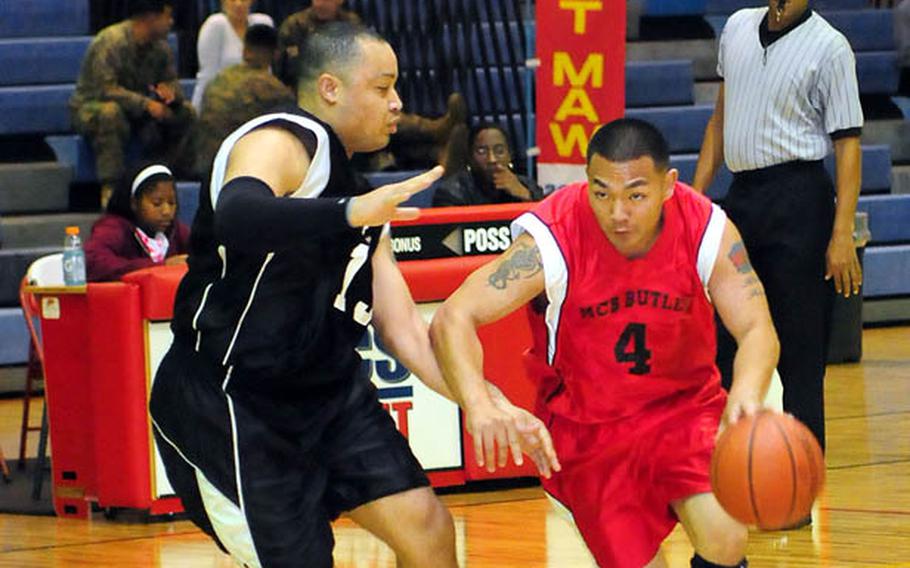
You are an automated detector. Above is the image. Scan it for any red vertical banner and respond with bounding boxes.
[535,1,625,192]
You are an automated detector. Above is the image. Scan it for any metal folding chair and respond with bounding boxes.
[18,253,63,499]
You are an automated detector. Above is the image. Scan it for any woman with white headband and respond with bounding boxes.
[84,161,191,281]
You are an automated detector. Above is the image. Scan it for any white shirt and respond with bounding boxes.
[193,12,274,111]
[718,9,864,172]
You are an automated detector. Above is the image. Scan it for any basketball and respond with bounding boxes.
[711,411,826,530]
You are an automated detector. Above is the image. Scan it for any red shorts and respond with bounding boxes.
[541,390,726,568]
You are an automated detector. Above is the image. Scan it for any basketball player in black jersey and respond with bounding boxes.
[149,22,558,567]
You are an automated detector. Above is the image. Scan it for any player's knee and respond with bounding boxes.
[401,491,455,557]
[419,494,455,545]
[695,522,748,566]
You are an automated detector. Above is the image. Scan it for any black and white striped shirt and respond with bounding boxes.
[718,8,864,172]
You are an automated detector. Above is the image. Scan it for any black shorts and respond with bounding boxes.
[150,342,429,567]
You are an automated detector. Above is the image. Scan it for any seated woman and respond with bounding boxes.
[85,162,190,282]
[192,0,274,111]
[432,121,543,207]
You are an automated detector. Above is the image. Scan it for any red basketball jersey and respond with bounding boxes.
[513,181,728,423]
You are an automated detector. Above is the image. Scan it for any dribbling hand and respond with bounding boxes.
[347,166,444,227]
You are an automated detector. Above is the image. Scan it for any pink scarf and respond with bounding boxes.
[134,227,170,263]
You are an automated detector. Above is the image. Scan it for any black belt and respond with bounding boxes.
[732,159,826,185]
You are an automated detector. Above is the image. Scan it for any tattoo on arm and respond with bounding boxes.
[488,242,542,290]
[743,274,765,299]
[728,241,753,274]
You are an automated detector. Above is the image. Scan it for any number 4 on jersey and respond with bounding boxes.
[614,323,651,375]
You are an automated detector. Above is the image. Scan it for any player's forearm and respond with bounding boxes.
[214,177,354,253]
[832,136,862,239]
[377,309,455,402]
[693,113,724,194]
[729,323,779,404]
[429,306,494,411]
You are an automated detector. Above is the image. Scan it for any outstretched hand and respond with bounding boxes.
[347,166,443,227]
[466,384,561,478]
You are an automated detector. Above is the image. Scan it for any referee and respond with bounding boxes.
[693,0,863,458]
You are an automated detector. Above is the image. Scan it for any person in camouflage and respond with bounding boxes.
[277,0,362,87]
[194,24,294,177]
[70,0,194,206]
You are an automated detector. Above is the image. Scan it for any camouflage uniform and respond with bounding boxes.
[276,8,362,87]
[69,20,195,183]
[194,64,295,176]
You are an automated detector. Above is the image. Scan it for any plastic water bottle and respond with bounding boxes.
[62,226,86,286]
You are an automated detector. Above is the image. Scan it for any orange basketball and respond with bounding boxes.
[710,410,826,530]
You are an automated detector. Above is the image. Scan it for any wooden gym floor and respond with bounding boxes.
[0,326,907,567]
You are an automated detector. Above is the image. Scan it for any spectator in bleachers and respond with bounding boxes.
[85,161,190,282]
[277,0,361,87]
[897,0,910,95]
[192,0,274,111]
[70,0,194,208]
[692,0,863,470]
[194,24,294,177]
[433,122,542,207]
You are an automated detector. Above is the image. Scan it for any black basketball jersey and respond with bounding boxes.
[171,108,383,394]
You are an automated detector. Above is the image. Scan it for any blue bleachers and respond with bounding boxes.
[404,60,694,117]
[176,182,202,228]
[0,308,28,366]
[670,154,733,201]
[857,194,910,245]
[827,144,893,195]
[0,0,89,38]
[0,35,186,135]
[0,36,92,86]
[46,134,101,183]
[644,0,707,16]
[0,84,73,135]
[864,245,910,298]
[625,61,695,108]
[856,52,900,95]
[626,104,715,154]
[396,21,530,73]
[350,0,525,29]
[0,34,179,87]
[825,10,896,51]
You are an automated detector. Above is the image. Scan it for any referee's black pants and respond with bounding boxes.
[716,160,835,451]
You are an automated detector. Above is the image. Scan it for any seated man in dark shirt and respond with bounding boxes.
[433,121,543,207]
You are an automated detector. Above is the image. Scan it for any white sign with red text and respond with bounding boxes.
[357,302,463,471]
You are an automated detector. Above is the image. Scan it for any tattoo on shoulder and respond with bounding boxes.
[728,241,753,274]
[488,242,542,290]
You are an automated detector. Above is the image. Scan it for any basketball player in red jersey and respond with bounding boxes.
[431,118,780,568]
